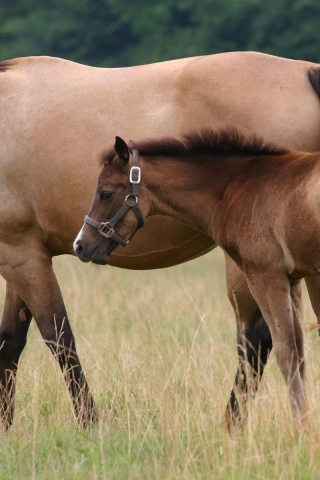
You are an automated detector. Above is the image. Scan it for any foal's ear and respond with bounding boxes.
[114,136,130,165]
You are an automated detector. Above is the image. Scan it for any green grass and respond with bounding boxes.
[1,250,320,479]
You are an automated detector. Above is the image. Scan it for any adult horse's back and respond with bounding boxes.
[0,52,320,429]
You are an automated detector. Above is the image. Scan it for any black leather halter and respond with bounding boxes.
[84,149,144,247]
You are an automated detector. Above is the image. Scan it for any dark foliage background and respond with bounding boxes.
[1,0,320,66]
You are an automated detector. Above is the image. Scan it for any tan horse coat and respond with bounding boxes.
[0,51,320,428]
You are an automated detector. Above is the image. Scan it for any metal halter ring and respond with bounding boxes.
[125,194,138,204]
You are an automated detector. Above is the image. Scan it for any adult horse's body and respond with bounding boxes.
[75,128,320,426]
[1,51,320,429]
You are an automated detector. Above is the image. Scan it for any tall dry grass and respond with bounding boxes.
[1,249,320,479]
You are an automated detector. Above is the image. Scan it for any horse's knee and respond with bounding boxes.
[253,317,272,346]
[243,316,273,369]
[0,304,32,362]
[0,331,27,363]
[43,333,75,354]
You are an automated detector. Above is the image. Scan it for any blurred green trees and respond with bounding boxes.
[1,0,319,66]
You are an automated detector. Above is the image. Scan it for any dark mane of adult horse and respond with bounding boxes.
[1,51,320,429]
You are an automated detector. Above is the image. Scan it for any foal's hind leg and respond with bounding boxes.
[0,238,98,428]
[224,255,272,429]
[0,283,32,430]
[291,280,306,389]
[245,269,308,425]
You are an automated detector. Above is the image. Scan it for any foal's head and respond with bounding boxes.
[74,126,288,265]
[73,137,146,264]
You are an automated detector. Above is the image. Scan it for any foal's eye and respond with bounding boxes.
[100,191,114,201]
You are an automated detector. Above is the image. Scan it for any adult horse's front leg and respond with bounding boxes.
[0,283,32,430]
[0,238,98,428]
[224,255,272,429]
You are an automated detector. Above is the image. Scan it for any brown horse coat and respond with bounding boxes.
[76,128,320,426]
[1,51,320,428]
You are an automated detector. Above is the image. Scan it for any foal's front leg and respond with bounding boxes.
[224,255,272,429]
[0,283,32,430]
[245,269,307,426]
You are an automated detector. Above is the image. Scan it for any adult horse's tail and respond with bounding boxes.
[308,66,320,98]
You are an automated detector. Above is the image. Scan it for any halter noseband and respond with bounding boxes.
[84,149,144,247]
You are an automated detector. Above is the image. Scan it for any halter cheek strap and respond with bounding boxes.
[84,149,144,247]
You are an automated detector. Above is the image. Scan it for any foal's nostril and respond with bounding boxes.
[73,241,83,255]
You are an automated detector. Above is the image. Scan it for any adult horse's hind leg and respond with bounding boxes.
[0,238,98,428]
[0,283,32,430]
[224,255,273,429]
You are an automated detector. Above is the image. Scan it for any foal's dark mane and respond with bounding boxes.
[101,126,288,165]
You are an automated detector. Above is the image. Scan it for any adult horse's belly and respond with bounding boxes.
[108,216,215,270]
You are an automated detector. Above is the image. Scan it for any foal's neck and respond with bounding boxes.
[141,151,320,238]
[142,154,244,235]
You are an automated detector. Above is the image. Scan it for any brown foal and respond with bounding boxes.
[75,128,320,427]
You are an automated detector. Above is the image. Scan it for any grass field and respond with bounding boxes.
[1,249,320,479]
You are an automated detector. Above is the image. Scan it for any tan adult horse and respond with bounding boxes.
[75,128,320,427]
[1,52,320,430]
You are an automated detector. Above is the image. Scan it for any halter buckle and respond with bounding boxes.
[98,222,115,239]
[130,166,141,184]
